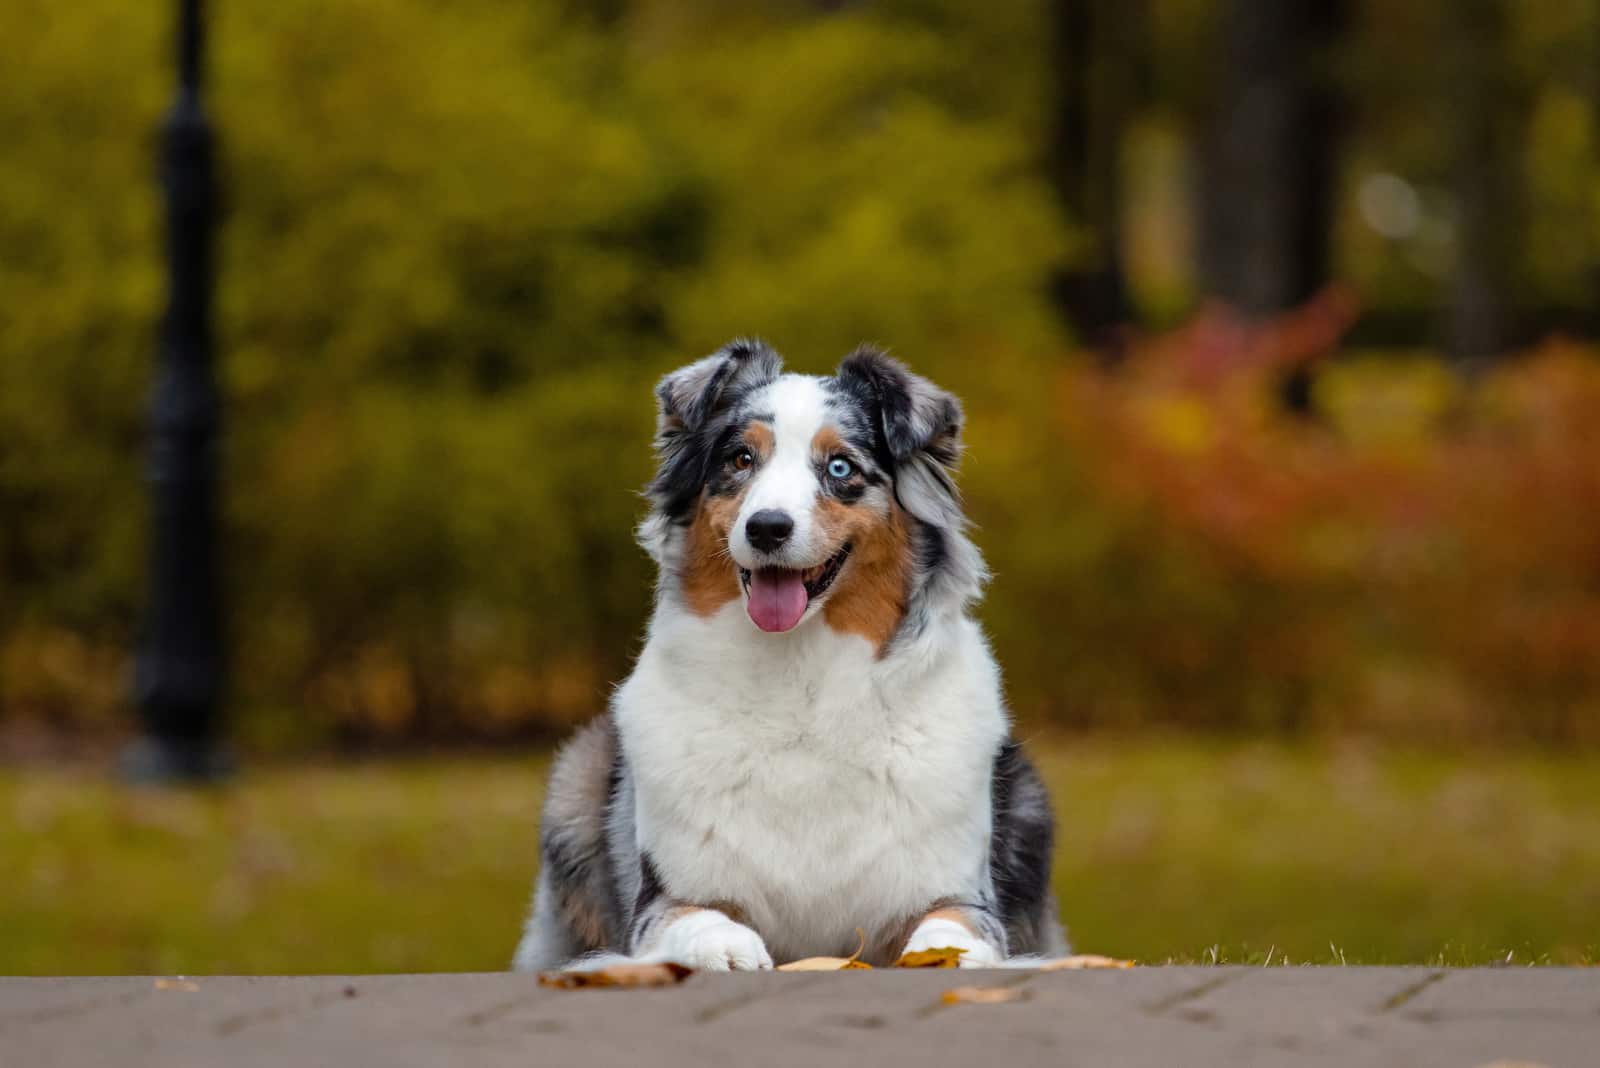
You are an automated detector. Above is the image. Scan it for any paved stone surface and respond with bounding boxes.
[2,968,1595,1067]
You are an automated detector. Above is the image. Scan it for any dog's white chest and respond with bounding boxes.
[615,604,1006,961]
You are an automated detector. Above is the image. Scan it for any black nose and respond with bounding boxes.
[745,509,794,554]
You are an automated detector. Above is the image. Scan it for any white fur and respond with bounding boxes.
[901,916,1002,968]
[617,600,1005,964]
[729,375,831,570]
[619,374,1008,966]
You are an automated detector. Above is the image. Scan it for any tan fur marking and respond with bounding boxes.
[677,422,770,617]
[819,495,912,655]
[660,904,705,928]
[561,892,609,947]
[703,898,753,928]
[811,426,849,460]
[744,421,774,459]
[680,490,742,616]
[925,906,981,937]
[654,901,752,937]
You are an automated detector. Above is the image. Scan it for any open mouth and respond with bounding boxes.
[739,543,853,633]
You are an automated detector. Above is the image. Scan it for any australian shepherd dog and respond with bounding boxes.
[512,340,1066,971]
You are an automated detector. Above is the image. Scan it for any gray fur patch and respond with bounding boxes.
[989,741,1069,956]
[511,718,625,971]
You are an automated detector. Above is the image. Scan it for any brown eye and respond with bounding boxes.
[732,448,755,471]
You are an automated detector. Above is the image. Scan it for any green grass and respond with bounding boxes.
[2,736,1596,974]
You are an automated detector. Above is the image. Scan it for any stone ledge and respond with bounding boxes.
[3,967,1595,1068]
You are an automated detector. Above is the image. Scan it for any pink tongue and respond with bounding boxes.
[747,569,809,632]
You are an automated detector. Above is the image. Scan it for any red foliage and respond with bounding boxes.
[1050,294,1600,741]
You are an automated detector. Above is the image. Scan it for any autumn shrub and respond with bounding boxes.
[1004,291,1600,743]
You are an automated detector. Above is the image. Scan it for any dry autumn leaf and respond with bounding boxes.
[941,985,1028,1005]
[776,957,872,971]
[777,929,873,971]
[537,962,693,989]
[1035,955,1135,971]
[894,946,967,968]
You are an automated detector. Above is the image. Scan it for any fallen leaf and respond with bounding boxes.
[153,978,200,992]
[777,957,873,971]
[895,946,967,968]
[1035,954,1135,971]
[778,928,872,971]
[538,962,693,989]
[942,985,1028,1005]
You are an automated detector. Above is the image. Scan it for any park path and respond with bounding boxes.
[1,967,1594,1067]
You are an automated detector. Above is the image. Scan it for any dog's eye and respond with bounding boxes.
[826,457,854,479]
[732,448,755,471]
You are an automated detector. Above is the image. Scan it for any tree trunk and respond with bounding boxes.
[1198,0,1345,317]
[1049,0,1142,352]
[1445,0,1520,367]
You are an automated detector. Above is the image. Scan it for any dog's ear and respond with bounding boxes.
[647,339,783,521]
[835,345,963,471]
[655,339,783,445]
[836,346,987,605]
[835,345,968,534]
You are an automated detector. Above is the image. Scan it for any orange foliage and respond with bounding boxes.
[1050,292,1600,742]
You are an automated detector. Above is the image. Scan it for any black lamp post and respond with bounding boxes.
[124,0,229,783]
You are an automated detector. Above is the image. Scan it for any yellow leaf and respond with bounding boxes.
[942,985,1027,1005]
[777,927,872,971]
[537,962,693,989]
[1035,954,1135,971]
[894,946,966,968]
[776,957,872,971]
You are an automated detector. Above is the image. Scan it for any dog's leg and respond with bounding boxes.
[628,854,772,971]
[899,903,1007,967]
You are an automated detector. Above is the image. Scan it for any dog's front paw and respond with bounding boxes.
[901,916,1002,968]
[658,909,774,972]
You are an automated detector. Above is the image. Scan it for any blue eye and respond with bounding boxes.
[827,457,854,479]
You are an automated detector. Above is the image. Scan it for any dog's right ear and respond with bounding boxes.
[655,339,784,444]
[648,339,783,520]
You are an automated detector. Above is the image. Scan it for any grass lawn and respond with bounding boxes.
[2,735,1596,974]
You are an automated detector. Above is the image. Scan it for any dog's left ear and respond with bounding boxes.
[836,346,987,602]
[835,346,963,471]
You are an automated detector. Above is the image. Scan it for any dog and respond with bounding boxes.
[512,340,1066,971]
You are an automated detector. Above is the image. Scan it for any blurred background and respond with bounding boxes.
[3,0,1598,973]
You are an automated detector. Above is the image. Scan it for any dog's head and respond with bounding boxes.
[639,339,985,650]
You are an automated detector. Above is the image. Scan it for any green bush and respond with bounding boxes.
[0,0,1076,744]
